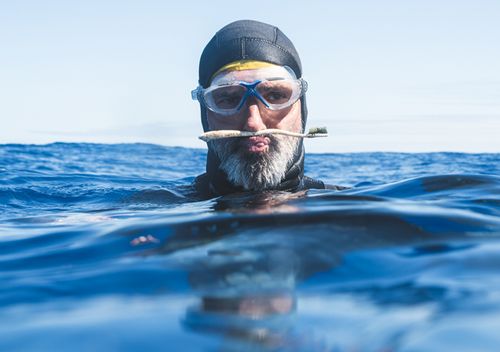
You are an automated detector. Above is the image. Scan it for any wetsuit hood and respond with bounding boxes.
[196,19,308,197]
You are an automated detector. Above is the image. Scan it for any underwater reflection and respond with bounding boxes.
[182,245,327,351]
[184,292,301,351]
[134,185,500,350]
[213,190,307,214]
[168,197,332,352]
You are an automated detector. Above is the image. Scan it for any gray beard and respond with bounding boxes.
[209,135,299,191]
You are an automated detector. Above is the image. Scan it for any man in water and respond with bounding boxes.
[192,20,339,198]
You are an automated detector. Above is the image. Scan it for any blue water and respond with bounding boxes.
[1,143,500,352]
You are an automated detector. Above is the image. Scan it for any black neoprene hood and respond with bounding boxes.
[197,19,308,132]
[198,19,303,88]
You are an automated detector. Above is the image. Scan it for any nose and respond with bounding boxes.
[242,97,267,132]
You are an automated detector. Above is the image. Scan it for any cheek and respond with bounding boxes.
[274,101,302,132]
[207,111,241,130]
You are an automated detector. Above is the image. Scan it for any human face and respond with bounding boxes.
[207,67,302,155]
[206,66,303,191]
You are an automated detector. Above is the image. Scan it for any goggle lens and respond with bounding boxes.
[208,85,247,110]
[256,80,295,105]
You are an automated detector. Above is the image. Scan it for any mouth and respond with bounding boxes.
[244,136,271,153]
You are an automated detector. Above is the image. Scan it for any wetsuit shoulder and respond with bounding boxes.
[325,184,350,190]
[303,176,349,191]
[302,176,326,189]
[192,173,214,199]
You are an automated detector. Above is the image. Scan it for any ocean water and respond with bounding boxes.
[1,143,499,352]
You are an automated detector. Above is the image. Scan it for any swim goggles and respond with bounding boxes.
[191,78,308,116]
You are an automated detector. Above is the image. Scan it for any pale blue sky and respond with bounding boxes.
[1,0,499,152]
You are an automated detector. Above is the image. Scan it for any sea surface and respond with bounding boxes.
[1,143,499,352]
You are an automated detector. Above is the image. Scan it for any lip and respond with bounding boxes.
[244,136,270,153]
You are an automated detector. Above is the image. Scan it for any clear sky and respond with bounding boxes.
[1,0,499,152]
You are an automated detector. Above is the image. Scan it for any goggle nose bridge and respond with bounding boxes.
[235,80,270,111]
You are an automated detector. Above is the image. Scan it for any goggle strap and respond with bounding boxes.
[191,86,201,101]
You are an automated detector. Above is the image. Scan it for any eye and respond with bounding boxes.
[258,81,293,104]
[210,87,245,109]
[264,90,288,103]
[213,95,241,109]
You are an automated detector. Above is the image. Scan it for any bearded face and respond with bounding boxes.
[204,66,304,191]
[209,135,299,191]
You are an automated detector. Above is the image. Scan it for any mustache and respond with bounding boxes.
[209,135,280,158]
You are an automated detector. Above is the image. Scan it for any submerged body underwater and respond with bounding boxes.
[1,143,499,351]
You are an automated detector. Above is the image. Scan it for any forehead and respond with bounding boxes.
[211,65,295,86]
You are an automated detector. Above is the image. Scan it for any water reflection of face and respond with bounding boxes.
[183,241,300,350]
[201,294,295,318]
[213,190,306,214]
[185,292,297,349]
[207,67,302,191]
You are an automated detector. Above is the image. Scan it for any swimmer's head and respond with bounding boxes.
[193,20,308,192]
[195,20,307,132]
